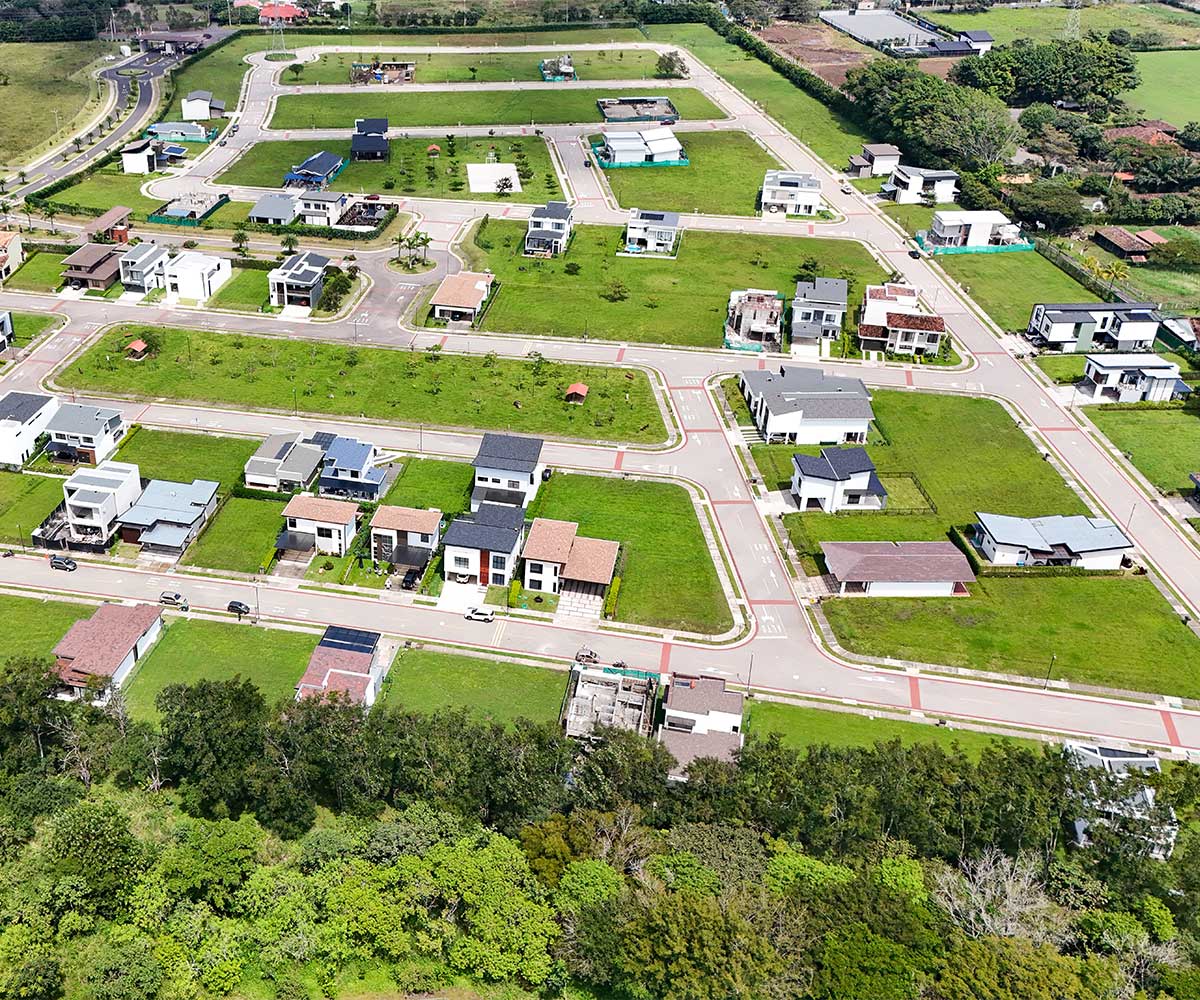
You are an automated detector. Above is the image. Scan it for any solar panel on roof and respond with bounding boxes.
[319,625,380,654]
[273,441,293,460]
[306,431,337,449]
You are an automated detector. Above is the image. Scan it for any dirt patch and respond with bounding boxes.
[917,55,967,80]
[757,21,877,88]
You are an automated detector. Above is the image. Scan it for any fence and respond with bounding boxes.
[915,231,1035,255]
[148,194,230,227]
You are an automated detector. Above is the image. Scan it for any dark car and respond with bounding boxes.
[401,568,420,590]
[49,555,77,572]
[908,249,921,259]
[227,600,251,617]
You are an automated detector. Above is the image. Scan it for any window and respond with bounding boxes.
[316,527,334,539]
[491,477,501,485]
[491,554,506,570]
[507,480,520,490]
[476,474,488,483]
[529,578,543,591]
[82,436,94,445]
[529,562,543,575]
[491,572,506,585]
[349,470,359,479]
[798,311,812,322]
[287,518,297,529]
[419,533,431,544]
[453,556,470,570]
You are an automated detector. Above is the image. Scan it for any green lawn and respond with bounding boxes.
[935,5,1200,46]
[382,457,473,515]
[0,593,94,662]
[49,167,163,217]
[0,471,68,545]
[114,428,258,490]
[823,576,1200,699]
[464,220,885,347]
[6,252,67,293]
[271,87,722,130]
[59,325,667,444]
[939,251,1100,332]
[377,649,564,724]
[1069,227,1200,312]
[883,201,957,237]
[1088,406,1200,495]
[124,618,317,719]
[11,312,56,344]
[1035,353,1086,384]
[208,268,270,312]
[181,498,286,574]
[1130,50,1200,130]
[218,135,562,203]
[720,375,752,424]
[528,474,730,635]
[301,48,662,84]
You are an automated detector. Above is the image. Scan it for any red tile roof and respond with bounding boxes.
[296,645,373,703]
[1094,226,1151,253]
[1103,125,1178,147]
[370,505,441,535]
[282,494,358,524]
[886,311,945,332]
[54,604,162,685]
[821,541,975,584]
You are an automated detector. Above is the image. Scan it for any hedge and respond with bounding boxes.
[508,578,521,608]
[231,483,295,502]
[603,576,621,619]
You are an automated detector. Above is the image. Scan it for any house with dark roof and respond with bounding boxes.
[974,512,1133,570]
[46,403,125,464]
[116,478,219,555]
[296,626,386,708]
[525,201,573,256]
[54,603,163,702]
[1081,353,1186,404]
[658,674,745,781]
[821,540,976,597]
[1092,226,1156,262]
[521,517,620,600]
[351,117,389,161]
[269,251,328,310]
[0,391,58,466]
[443,502,525,587]
[957,29,993,53]
[243,432,323,492]
[881,164,959,206]
[61,243,124,291]
[791,277,848,358]
[1026,301,1161,353]
[181,89,225,120]
[847,142,901,178]
[625,207,679,255]
[791,447,887,512]
[470,432,546,511]
[285,150,345,189]
[315,434,386,500]
[369,505,441,570]
[739,366,873,444]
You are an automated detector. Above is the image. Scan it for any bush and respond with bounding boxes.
[603,576,621,619]
[508,578,521,608]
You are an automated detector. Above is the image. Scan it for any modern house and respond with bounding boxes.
[598,126,684,166]
[858,282,945,357]
[470,432,546,511]
[791,447,887,512]
[442,502,525,587]
[259,2,307,21]
[540,53,575,81]
[881,165,959,205]
[278,494,359,556]
[351,117,389,161]
[368,505,441,569]
[295,626,386,708]
[791,277,847,358]
[847,142,901,178]
[0,310,11,352]
[429,271,494,322]
[53,604,163,702]
[525,201,573,256]
[0,392,58,467]
[60,243,124,290]
[118,242,170,293]
[625,208,680,255]
[760,169,822,216]
[121,138,185,174]
[285,150,345,189]
[974,512,1133,570]
[298,191,348,228]
[315,434,386,501]
[1079,354,1185,403]
[248,192,300,226]
[180,89,225,120]
[958,28,994,53]
[116,478,219,555]
[563,667,657,740]
[658,674,745,781]
[521,517,620,600]
[165,252,231,302]
[820,540,976,597]
[738,366,874,445]
[0,231,24,282]
[59,461,142,545]
[46,403,125,464]
[1026,302,1161,353]
[243,432,324,492]
[921,210,1024,250]
[269,251,328,309]
[146,121,210,143]
[725,289,784,351]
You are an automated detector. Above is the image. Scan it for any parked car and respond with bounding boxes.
[908,249,922,259]
[464,607,495,623]
[160,591,189,611]
[575,646,599,664]
[840,181,853,195]
[218,139,227,146]
[49,555,77,572]
[401,568,420,590]
[455,573,471,584]
[227,600,251,617]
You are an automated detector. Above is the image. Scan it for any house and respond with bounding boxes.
[116,478,219,554]
[248,192,300,226]
[0,231,24,282]
[429,271,494,322]
[1093,226,1154,262]
[1026,302,1162,353]
[525,201,573,256]
[83,206,133,243]
[166,252,231,302]
[598,126,684,166]
[923,209,1023,250]
[60,461,142,544]
[146,121,209,143]
[760,169,822,216]
[738,366,873,445]
[180,89,225,120]
[355,117,388,135]
[46,403,125,464]
[120,138,161,174]
[118,242,169,293]
[1103,123,1179,148]
[369,505,441,569]
[625,207,679,255]
[296,626,387,707]
[0,311,11,353]
[847,142,901,178]
[857,283,945,356]
[470,432,546,511]
[316,434,386,500]
[60,244,124,290]
[442,502,525,587]
[285,151,345,189]
[974,511,1132,570]
[350,60,415,84]
[820,540,976,596]
[0,392,59,467]
[269,251,328,309]
[278,494,359,556]
[791,277,847,358]
[563,667,657,739]
[1080,353,1186,403]
[881,165,959,205]
[1066,742,1177,860]
[957,28,993,53]
[351,117,390,161]
[53,604,163,702]
[658,674,745,781]
[521,518,620,600]
[297,190,348,227]
[259,2,306,20]
[791,447,887,512]
[725,289,784,350]
[540,53,575,81]
[243,432,323,491]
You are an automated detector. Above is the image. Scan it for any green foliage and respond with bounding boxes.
[602,575,620,618]
[1074,909,1149,952]
[507,577,521,609]
[875,857,928,906]
[48,802,144,915]
[155,817,264,912]
[766,847,855,895]
[81,933,163,1000]
[1134,894,1177,943]
[555,859,623,914]
[933,936,1119,1000]
[951,38,1141,106]
[645,852,722,896]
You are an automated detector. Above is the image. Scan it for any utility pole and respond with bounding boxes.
[1043,653,1057,690]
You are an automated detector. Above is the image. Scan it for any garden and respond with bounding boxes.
[1129,50,1200,130]
[207,268,271,313]
[6,252,68,293]
[181,497,287,575]
[0,470,69,545]
[381,458,474,515]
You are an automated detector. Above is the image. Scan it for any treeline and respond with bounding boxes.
[0,0,119,41]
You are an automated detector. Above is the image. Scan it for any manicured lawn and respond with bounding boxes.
[883,201,957,237]
[377,649,564,724]
[11,312,57,344]
[528,474,730,635]
[601,131,779,217]
[1088,406,1200,495]
[302,48,662,84]
[6,252,67,293]
[382,457,473,515]
[305,552,388,589]
[464,220,886,347]
[0,471,68,545]
[0,593,93,662]
[939,251,1100,332]
[1035,353,1086,384]
[935,5,1200,46]
[823,576,1200,699]
[208,268,269,312]
[181,497,285,574]
[271,87,723,129]
[1130,50,1200,130]
[125,618,317,719]
[49,167,163,217]
[114,428,258,490]
[59,325,667,444]
[218,135,562,203]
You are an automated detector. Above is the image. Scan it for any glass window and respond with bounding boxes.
[507,480,520,489]
[419,533,430,543]
[529,562,543,575]
[287,518,297,528]
[316,527,333,538]
[453,556,470,569]
[529,578,542,591]
[491,554,506,570]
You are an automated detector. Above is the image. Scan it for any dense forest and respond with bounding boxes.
[0,653,1197,1000]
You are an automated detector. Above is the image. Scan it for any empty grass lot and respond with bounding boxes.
[527,474,731,635]
[0,471,68,545]
[125,618,317,719]
[883,202,957,237]
[939,252,1100,332]
[208,268,270,312]
[935,5,1200,46]
[1130,51,1200,130]
[376,649,564,723]
[59,325,667,444]
[464,220,886,347]
[270,87,723,130]
[7,252,68,293]
[114,428,258,490]
[601,131,780,217]
[301,48,662,84]
[49,167,163,217]
[0,593,93,661]
[1088,406,1200,495]
[823,576,1200,699]
[182,498,286,574]
[11,312,57,344]
[382,458,473,515]
[1035,353,1087,384]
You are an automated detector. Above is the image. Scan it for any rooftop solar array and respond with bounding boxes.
[319,626,380,656]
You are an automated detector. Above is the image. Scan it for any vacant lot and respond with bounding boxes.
[59,325,666,444]
[939,252,1100,332]
[1069,226,1200,311]
[114,428,258,490]
[883,202,958,237]
[11,312,57,345]
[7,252,68,293]
[936,4,1200,45]
[464,220,885,347]
[756,21,877,88]
[49,167,163,217]
[0,471,67,544]
[182,498,286,574]
[302,48,661,84]
[0,593,93,662]
[1130,50,1200,129]
[1088,405,1200,495]
[208,268,270,312]
[382,458,473,515]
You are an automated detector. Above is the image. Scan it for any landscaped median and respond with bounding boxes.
[56,325,668,444]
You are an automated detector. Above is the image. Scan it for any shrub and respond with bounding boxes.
[603,576,621,619]
[508,578,521,608]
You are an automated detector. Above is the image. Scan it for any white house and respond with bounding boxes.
[974,511,1133,570]
[760,169,822,216]
[658,674,745,781]
[248,192,301,226]
[121,138,158,175]
[525,201,573,256]
[116,478,219,555]
[925,209,1022,249]
[296,625,387,709]
[61,461,142,545]
[625,208,680,255]
[442,502,525,587]
[0,392,58,467]
[791,447,887,512]
[738,366,874,445]
[821,540,976,597]
[0,231,24,282]
[958,29,994,53]
[791,277,848,359]
[1080,353,1185,403]
[146,121,209,143]
[0,311,11,353]
[1066,742,1178,860]
[1026,302,1161,353]
[881,165,959,205]
[118,242,170,293]
[166,252,231,303]
[46,403,125,464]
[429,271,494,322]
[298,191,348,228]
[725,289,783,350]
[470,432,545,511]
[858,282,946,357]
[180,89,225,120]
[53,604,163,702]
[244,432,324,492]
[369,505,441,568]
[521,517,619,598]
[279,494,358,556]
[847,142,901,178]
[599,126,683,165]
[269,251,328,310]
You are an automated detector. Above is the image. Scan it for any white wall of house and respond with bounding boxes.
[370,526,437,552]
[472,463,544,509]
[863,580,956,597]
[979,533,1126,570]
[761,411,869,445]
[111,616,163,688]
[287,514,355,555]
[181,96,213,120]
[791,468,880,512]
[0,399,58,466]
[444,538,520,586]
[167,256,231,302]
[663,706,742,736]
[524,558,563,594]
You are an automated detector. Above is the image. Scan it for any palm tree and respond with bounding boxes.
[72,136,83,153]
[17,170,25,185]
[415,230,432,262]
[1100,260,1129,292]
[44,207,57,233]
[281,232,299,254]
[393,230,405,263]
[0,200,11,224]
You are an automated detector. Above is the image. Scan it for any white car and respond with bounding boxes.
[159,591,189,611]
[464,607,495,623]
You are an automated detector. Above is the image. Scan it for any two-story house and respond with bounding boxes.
[315,434,386,501]
[369,505,441,569]
[625,207,680,255]
[524,201,573,256]
[521,517,620,600]
[269,251,328,310]
[60,461,142,544]
[60,243,124,291]
[442,502,525,587]
[1080,353,1185,403]
[725,289,784,350]
[658,674,745,781]
[119,242,170,294]
[298,190,348,228]
[760,170,822,216]
[791,447,888,512]
[470,432,546,511]
[243,432,324,492]
[166,252,231,303]
[847,142,901,178]
[881,165,959,205]
[278,494,359,556]
[0,231,25,282]
[858,283,946,357]
[46,403,125,464]
[0,392,58,467]
[791,277,847,358]
[1026,302,1161,353]
[923,209,1023,250]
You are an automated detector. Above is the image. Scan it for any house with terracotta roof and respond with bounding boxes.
[279,494,358,556]
[53,603,163,701]
[521,518,620,603]
[0,231,24,282]
[821,540,976,597]
[1092,226,1155,262]
[1103,123,1179,148]
[857,283,946,357]
[369,505,441,569]
[658,674,745,781]
[429,271,494,322]
[259,2,306,21]
[295,625,386,708]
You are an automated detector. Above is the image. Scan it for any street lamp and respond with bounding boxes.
[1043,652,1057,690]
[746,652,755,695]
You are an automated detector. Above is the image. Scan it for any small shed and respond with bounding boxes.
[426,144,441,157]
[565,382,589,404]
[125,339,149,360]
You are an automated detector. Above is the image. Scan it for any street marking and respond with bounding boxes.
[1038,426,1080,432]
[659,642,672,672]
[613,449,624,471]
[1161,710,1181,747]
[712,498,754,506]
[908,675,922,710]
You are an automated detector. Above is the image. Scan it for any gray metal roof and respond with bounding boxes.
[272,250,328,286]
[249,192,299,219]
[472,432,544,473]
[0,391,53,424]
[792,446,877,482]
[1037,301,1159,317]
[740,366,874,421]
[443,502,523,551]
[532,200,571,220]
[794,277,847,307]
[121,242,167,268]
[118,478,217,530]
[630,207,680,228]
[48,403,121,437]
[976,512,1133,554]
[960,29,993,40]
[185,89,213,101]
